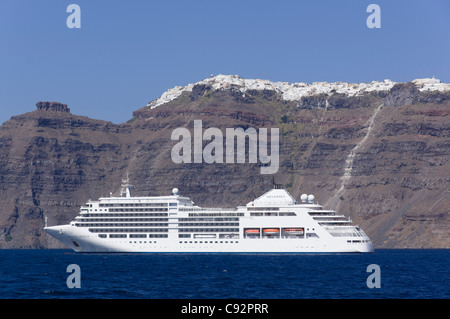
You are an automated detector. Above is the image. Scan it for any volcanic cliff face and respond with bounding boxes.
[0,77,449,249]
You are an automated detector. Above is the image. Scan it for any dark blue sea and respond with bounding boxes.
[0,249,448,300]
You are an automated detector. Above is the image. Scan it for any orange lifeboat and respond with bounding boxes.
[284,228,304,235]
[245,229,260,234]
[263,228,280,235]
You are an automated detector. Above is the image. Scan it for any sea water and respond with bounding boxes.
[0,249,448,299]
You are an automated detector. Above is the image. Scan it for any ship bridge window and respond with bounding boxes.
[250,213,263,216]
[279,212,296,216]
[169,203,178,207]
[264,212,278,216]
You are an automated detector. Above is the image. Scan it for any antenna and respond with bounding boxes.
[120,173,135,198]
[272,176,283,189]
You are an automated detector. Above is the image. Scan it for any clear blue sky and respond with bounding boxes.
[1,0,449,125]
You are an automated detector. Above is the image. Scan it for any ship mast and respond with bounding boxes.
[120,173,134,198]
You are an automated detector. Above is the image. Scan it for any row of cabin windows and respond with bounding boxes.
[89,228,168,233]
[178,218,239,222]
[98,203,167,207]
[188,213,244,217]
[80,213,168,217]
[250,212,296,216]
[179,228,239,233]
[98,234,167,239]
[77,223,168,227]
[247,207,279,211]
[178,223,239,227]
[179,241,238,244]
[109,208,168,212]
[76,217,168,222]
[82,208,168,213]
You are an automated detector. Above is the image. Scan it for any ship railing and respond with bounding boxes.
[325,226,366,237]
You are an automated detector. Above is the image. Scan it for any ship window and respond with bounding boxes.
[110,234,127,238]
[279,212,296,216]
[130,234,146,238]
[72,240,80,247]
[169,203,178,207]
[248,207,279,211]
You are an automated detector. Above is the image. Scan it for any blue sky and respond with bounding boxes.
[1,0,449,125]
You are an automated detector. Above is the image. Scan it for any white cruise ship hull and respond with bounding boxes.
[44,185,374,254]
[44,225,373,253]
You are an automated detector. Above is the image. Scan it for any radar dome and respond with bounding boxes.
[308,194,315,203]
[172,188,179,195]
[300,194,308,203]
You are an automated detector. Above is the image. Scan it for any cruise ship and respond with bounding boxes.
[44,179,374,253]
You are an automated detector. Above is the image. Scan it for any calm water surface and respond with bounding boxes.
[0,249,448,299]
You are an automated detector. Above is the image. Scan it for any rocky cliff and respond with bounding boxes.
[0,76,449,249]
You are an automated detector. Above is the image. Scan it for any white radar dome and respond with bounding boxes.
[308,194,315,203]
[300,194,308,203]
[172,188,179,195]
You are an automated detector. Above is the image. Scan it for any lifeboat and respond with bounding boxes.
[284,228,304,235]
[245,229,260,234]
[263,228,280,235]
